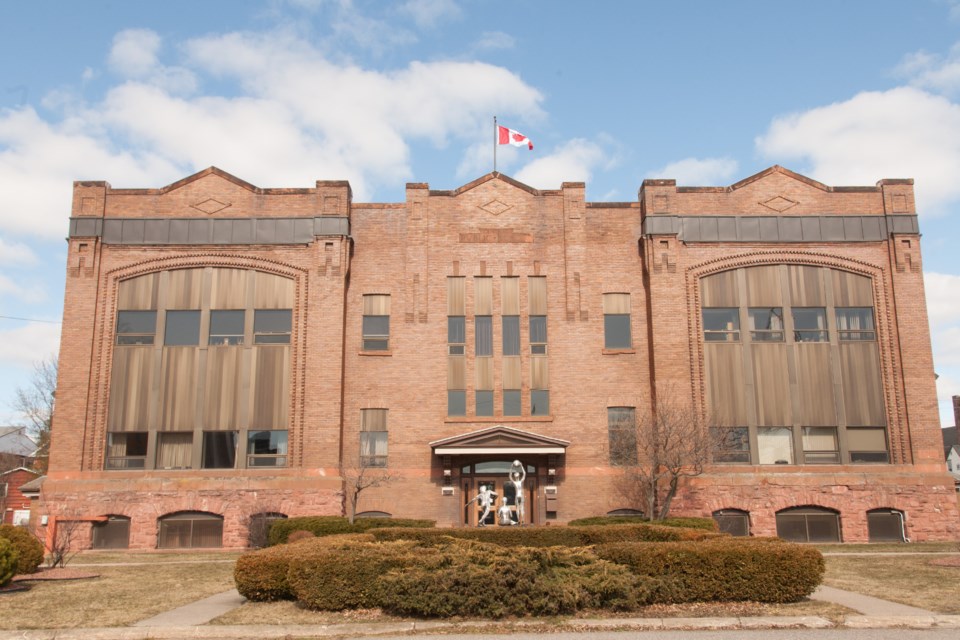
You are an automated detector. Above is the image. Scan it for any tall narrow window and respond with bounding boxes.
[116,311,156,345]
[448,316,465,354]
[503,390,521,416]
[836,307,876,341]
[603,294,631,349]
[502,316,520,356]
[209,310,244,346]
[360,409,388,467]
[165,310,200,346]
[447,390,466,416]
[475,316,492,356]
[531,389,549,415]
[608,407,637,465]
[530,316,547,354]
[362,295,390,350]
[476,390,494,417]
[254,309,291,344]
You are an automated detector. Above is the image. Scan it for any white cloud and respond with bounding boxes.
[756,87,960,215]
[474,31,516,51]
[0,322,61,369]
[0,28,544,237]
[514,139,608,189]
[895,43,960,96]
[649,156,738,185]
[109,29,162,77]
[924,272,960,328]
[0,238,38,266]
[400,0,462,28]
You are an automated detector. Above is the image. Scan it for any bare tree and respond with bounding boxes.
[13,355,57,473]
[340,462,397,525]
[610,391,724,521]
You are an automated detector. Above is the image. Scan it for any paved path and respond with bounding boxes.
[811,585,936,616]
[134,589,246,627]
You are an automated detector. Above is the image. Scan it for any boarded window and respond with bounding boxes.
[608,407,637,466]
[528,277,547,315]
[254,309,292,344]
[165,310,200,346]
[92,516,131,549]
[867,509,905,542]
[474,278,493,315]
[447,277,465,315]
[360,409,388,467]
[158,512,223,549]
[603,294,631,349]
[247,430,287,467]
[775,507,841,543]
[117,311,156,345]
[713,509,750,537]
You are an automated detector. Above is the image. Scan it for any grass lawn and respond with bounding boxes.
[0,551,241,629]
[823,553,960,614]
[815,542,958,554]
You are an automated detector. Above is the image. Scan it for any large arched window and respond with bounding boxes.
[775,506,841,542]
[158,511,223,549]
[713,508,750,537]
[866,508,905,543]
[92,515,131,549]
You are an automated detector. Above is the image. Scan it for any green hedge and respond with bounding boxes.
[0,538,17,588]
[594,538,824,603]
[567,516,719,531]
[267,516,435,545]
[235,533,376,601]
[369,523,719,546]
[0,525,44,574]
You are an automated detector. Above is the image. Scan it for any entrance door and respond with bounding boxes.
[463,476,534,527]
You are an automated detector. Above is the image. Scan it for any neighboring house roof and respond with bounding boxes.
[0,467,41,480]
[944,426,959,458]
[950,444,960,459]
[17,474,45,496]
[0,426,37,457]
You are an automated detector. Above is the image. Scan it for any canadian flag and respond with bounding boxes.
[498,125,533,150]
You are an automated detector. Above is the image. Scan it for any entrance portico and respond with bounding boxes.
[430,426,569,527]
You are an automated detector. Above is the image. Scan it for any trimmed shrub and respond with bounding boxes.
[286,530,316,543]
[288,538,425,610]
[369,523,719,547]
[0,525,44,574]
[0,538,17,588]
[568,516,719,531]
[267,516,435,545]
[376,539,659,618]
[595,538,824,603]
[235,533,375,601]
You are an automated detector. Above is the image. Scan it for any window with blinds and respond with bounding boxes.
[360,409,388,467]
[603,293,631,349]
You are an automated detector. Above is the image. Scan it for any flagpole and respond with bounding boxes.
[493,115,497,174]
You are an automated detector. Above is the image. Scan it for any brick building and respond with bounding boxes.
[41,165,959,548]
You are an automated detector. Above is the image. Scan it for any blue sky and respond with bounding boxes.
[2,0,960,429]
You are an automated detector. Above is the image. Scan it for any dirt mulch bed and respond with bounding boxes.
[12,567,100,582]
[930,556,960,568]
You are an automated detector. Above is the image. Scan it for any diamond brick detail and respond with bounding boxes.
[479,200,511,216]
[192,198,231,214]
[760,195,798,212]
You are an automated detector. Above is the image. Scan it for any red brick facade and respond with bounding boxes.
[41,166,959,548]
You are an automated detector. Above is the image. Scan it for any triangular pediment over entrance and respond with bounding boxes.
[430,425,569,455]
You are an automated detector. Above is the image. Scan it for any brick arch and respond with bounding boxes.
[84,253,311,472]
[683,249,906,465]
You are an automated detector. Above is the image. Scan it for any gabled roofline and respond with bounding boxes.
[0,466,41,478]
[421,172,558,197]
[642,165,910,194]
[429,424,570,448]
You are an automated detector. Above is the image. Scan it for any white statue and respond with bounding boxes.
[509,459,526,526]
[496,498,515,526]
[466,483,497,526]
